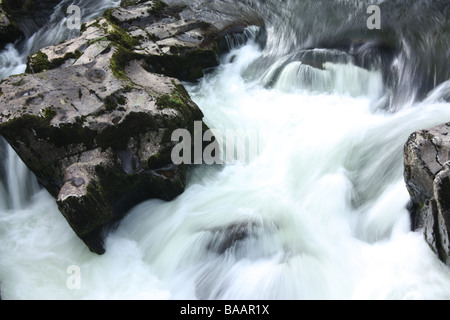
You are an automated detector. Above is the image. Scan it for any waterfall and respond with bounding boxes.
[1,0,450,300]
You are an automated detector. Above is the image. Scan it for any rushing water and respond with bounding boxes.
[1,0,450,300]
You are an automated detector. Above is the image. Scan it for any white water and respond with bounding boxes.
[2,2,450,300]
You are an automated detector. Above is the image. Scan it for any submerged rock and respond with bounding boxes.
[0,0,251,254]
[404,123,450,266]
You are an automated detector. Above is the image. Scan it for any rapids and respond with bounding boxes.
[1,0,450,300]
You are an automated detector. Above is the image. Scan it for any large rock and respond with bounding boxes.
[404,123,450,265]
[0,0,248,254]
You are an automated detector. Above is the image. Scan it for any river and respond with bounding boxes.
[1,0,450,300]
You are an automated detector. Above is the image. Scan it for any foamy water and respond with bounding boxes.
[1,0,450,300]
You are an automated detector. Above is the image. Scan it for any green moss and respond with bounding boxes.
[43,106,57,120]
[110,45,137,81]
[147,0,168,16]
[157,83,192,111]
[26,50,83,74]
[155,83,199,127]
[147,32,159,43]
[51,50,83,68]
[109,27,140,48]
[103,8,121,25]
[98,10,142,81]
[104,92,127,111]
[156,94,184,110]
[155,83,205,145]
[0,112,98,153]
[123,85,134,93]
[26,51,50,74]
[116,95,127,105]
[102,8,140,48]
[419,201,425,210]
[87,181,105,199]
[105,96,118,111]
[88,36,109,45]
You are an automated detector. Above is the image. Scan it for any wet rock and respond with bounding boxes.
[404,123,450,265]
[0,0,256,254]
[0,5,23,46]
[0,52,200,253]
[1,0,63,38]
[0,0,243,254]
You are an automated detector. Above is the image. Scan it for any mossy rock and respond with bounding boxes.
[26,50,83,74]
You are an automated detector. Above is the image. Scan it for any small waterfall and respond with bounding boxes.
[0,137,40,211]
[0,44,27,80]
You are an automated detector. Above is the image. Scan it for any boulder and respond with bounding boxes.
[404,123,450,265]
[0,4,23,46]
[0,0,248,254]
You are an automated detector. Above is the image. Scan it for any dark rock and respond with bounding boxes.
[0,137,7,184]
[0,0,254,254]
[404,123,450,265]
[1,0,63,38]
[0,53,198,253]
[0,5,23,47]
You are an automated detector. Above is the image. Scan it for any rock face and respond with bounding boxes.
[0,4,23,46]
[1,0,63,38]
[404,123,450,265]
[0,0,247,254]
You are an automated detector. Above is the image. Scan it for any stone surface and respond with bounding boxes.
[0,0,252,254]
[0,47,201,253]
[404,123,450,265]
